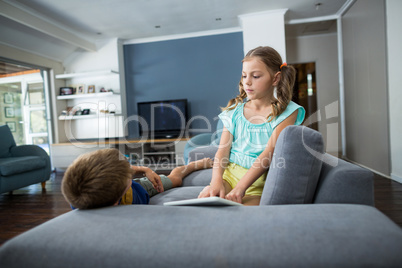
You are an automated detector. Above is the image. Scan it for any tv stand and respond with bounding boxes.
[121,138,187,171]
[141,131,187,140]
[50,138,189,171]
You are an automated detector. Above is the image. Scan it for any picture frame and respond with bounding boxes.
[4,93,14,104]
[6,121,16,132]
[76,84,86,94]
[60,87,74,95]
[88,85,95,94]
[67,106,74,115]
[5,107,15,118]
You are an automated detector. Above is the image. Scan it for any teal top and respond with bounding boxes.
[218,101,305,169]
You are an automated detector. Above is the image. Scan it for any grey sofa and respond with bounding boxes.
[0,125,51,194]
[0,126,401,267]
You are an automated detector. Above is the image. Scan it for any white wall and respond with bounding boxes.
[386,0,402,183]
[58,38,123,141]
[63,39,119,74]
[63,38,120,92]
[286,33,341,154]
[239,10,287,59]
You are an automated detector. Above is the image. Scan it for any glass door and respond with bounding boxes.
[24,81,50,153]
[0,60,52,154]
[0,81,24,144]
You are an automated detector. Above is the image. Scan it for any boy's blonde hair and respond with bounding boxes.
[61,148,134,209]
[222,46,296,122]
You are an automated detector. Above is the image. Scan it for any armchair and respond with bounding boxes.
[0,125,51,194]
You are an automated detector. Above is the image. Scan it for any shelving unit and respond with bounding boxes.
[54,69,124,139]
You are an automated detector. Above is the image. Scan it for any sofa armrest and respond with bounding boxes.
[188,145,218,163]
[313,154,374,206]
[10,145,51,181]
[183,133,214,164]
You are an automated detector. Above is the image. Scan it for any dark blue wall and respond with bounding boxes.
[124,32,244,138]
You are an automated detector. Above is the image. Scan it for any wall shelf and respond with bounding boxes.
[58,113,121,120]
[56,92,119,100]
[53,67,123,140]
[55,70,118,79]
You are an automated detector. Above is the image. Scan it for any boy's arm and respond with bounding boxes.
[225,110,298,203]
[131,166,164,193]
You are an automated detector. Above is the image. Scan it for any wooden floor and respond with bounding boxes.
[0,171,401,246]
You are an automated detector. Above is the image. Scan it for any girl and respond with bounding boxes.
[198,46,305,205]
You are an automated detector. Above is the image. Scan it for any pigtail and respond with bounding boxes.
[267,64,296,122]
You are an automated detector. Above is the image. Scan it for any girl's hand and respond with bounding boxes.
[225,186,246,204]
[144,168,164,193]
[198,183,226,199]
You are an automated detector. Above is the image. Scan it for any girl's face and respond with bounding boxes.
[242,57,279,102]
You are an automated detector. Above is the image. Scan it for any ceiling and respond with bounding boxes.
[0,0,348,63]
[0,61,35,76]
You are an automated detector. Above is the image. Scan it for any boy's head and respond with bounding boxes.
[61,148,134,209]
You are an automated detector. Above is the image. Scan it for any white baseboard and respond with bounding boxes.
[391,173,402,184]
[343,157,391,179]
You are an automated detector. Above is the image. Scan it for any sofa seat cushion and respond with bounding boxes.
[0,204,401,267]
[149,186,204,205]
[0,156,46,176]
[182,169,213,187]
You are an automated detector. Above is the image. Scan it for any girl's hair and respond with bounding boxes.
[61,148,134,209]
[222,46,296,122]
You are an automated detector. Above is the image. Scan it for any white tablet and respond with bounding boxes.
[163,197,243,206]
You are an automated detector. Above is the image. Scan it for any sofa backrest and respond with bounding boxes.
[186,124,374,206]
[0,125,16,158]
[260,125,324,205]
[313,153,374,206]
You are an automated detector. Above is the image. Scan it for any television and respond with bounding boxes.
[137,99,188,139]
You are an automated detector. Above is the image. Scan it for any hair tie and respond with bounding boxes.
[280,62,287,69]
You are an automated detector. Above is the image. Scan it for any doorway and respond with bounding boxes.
[292,62,318,130]
[0,60,52,154]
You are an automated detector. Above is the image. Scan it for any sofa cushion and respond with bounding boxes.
[182,169,212,187]
[149,186,204,205]
[188,145,218,163]
[260,125,324,205]
[1,204,401,267]
[0,156,46,176]
[0,125,16,158]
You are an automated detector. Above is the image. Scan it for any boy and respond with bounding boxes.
[61,148,212,209]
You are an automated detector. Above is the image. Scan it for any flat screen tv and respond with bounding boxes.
[137,99,188,139]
